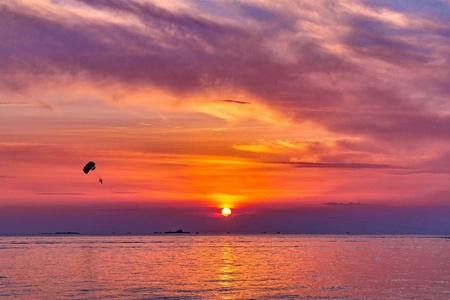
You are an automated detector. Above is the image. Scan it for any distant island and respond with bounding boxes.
[164,229,190,234]
[54,232,80,235]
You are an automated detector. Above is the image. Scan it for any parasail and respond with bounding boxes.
[83,161,102,183]
[83,161,96,174]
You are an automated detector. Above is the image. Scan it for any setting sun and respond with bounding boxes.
[221,208,232,217]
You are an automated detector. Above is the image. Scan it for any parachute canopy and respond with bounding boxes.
[83,161,96,174]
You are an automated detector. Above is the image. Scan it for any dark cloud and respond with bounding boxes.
[282,161,402,169]
[36,193,86,196]
[322,202,367,206]
[111,191,140,194]
[216,99,251,105]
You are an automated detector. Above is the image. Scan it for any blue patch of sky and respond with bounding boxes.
[238,3,281,22]
[362,0,450,41]
[194,0,229,17]
[193,1,290,31]
[348,17,432,59]
[365,0,450,20]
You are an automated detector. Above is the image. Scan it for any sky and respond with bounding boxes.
[1,0,450,234]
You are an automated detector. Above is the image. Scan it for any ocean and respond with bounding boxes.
[0,234,448,299]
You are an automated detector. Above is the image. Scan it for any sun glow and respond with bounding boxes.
[221,208,232,217]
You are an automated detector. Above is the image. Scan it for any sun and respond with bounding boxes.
[221,207,232,217]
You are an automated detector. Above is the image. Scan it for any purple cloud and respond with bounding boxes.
[1,0,450,169]
[0,1,349,100]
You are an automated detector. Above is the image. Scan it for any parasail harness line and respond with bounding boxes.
[83,161,103,184]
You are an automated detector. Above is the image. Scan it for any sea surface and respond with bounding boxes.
[0,234,448,299]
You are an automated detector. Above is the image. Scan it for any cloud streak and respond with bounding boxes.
[322,202,367,206]
[216,99,251,105]
[283,162,401,169]
[36,193,87,196]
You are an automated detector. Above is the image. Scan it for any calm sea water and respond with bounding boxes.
[0,235,448,299]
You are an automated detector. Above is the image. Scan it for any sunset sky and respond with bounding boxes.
[1,0,450,234]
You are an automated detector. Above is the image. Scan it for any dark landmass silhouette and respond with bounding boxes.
[164,229,190,234]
